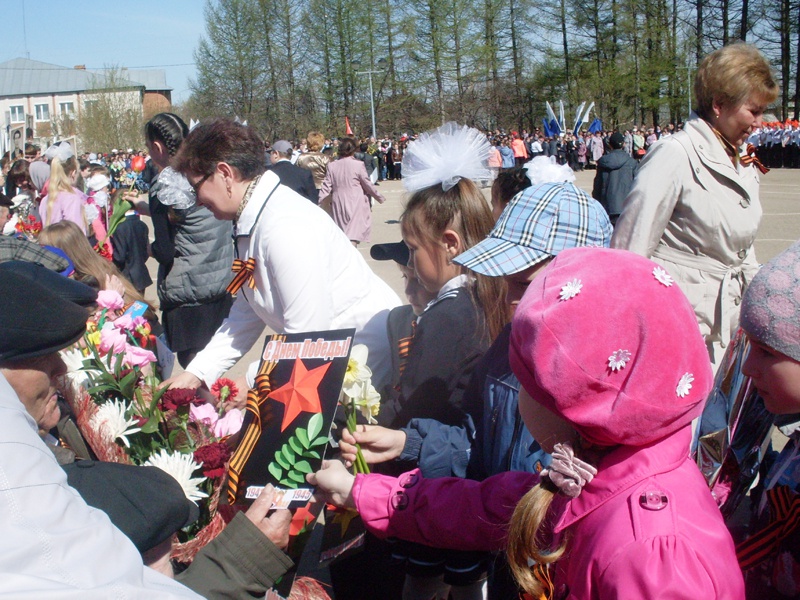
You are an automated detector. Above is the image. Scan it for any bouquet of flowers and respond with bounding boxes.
[15,213,42,241]
[94,192,132,261]
[339,345,380,474]
[68,289,243,561]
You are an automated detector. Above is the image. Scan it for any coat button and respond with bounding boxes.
[695,167,701,174]
[735,297,741,306]
[399,472,420,488]
[738,249,747,259]
[391,491,409,510]
[639,490,668,511]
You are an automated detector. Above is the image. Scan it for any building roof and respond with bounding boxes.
[0,58,169,97]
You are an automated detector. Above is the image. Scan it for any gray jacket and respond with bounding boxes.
[150,179,233,309]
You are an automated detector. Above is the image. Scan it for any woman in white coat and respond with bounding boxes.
[166,119,400,392]
[611,43,778,368]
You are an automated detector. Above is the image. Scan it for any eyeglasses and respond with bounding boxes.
[190,172,213,195]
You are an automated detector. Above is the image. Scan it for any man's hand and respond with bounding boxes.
[245,484,292,550]
[306,460,356,509]
[161,370,203,390]
[339,425,406,466]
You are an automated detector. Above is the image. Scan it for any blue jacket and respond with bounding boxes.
[499,146,515,169]
[401,324,550,479]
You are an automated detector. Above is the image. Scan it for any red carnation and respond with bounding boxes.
[210,378,239,404]
[160,388,202,411]
[194,443,232,478]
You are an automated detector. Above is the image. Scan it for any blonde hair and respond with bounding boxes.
[45,156,79,227]
[306,131,325,152]
[694,43,778,116]
[39,220,151,310]
[506,480,568,597]
[401,178,509,340]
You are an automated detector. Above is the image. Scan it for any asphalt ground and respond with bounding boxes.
[143,166,800,382]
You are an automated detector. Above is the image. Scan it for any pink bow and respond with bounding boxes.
[542,442,597,498]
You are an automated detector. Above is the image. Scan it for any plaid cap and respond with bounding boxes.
[455,182,613,276]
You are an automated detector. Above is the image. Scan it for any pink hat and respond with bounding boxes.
[509,247,713,447]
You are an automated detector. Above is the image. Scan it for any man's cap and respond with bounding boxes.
[370,241,409,266]
[0,266,90,362]
[64,460,199,553]
[455,182,613,277]
[0,260,93,304]
[609,132,625,149]
[272,140,293,154]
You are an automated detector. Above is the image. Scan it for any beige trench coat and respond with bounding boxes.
[612,115,762,366]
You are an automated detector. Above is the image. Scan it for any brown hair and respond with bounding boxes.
[338,137,357,158]
[401,178,510,340]
[694,43,778,116]
[173,118,266,181]
[306,131,325,152]
[491,167,532,211]
[39,220,151,310]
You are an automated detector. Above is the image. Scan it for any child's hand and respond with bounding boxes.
[340,425,406,465]
[306,460,356,509]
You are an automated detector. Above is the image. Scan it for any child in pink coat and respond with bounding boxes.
[310,247,745,599]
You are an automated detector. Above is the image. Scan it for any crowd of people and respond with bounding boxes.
[1,41,799,600]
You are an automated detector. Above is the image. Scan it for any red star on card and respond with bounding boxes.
[268,359,330,431]
[291,503,317,536]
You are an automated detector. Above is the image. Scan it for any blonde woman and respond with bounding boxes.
[40,145,87,234]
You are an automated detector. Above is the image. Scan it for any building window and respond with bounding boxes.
[34,103,50,121]
[10,105,24,123]
[84,99,98,112]
[59,102,75,116]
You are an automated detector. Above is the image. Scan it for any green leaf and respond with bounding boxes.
[307,450,321,459]
[280,478,296,488]
[268,462,283,480]
[275,450,290,470]
[297,428,310,449]
[141,416,160,434]
[287,470,305,483]
[282,445,295,463]
[289,437,304,455]
[307,413,323,439]
[294,460,312,474]
[310,435,328,447]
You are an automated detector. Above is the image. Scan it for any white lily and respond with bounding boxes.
[90,399,141,448]
[342,344,373,398]
[144,449,208,504]
[352,380,381,424]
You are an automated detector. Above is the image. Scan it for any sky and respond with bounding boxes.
[3,0,206,104]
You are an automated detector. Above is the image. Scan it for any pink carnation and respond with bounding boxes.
[123,344,157,368]
[189,402,218,427]
[97,290,125,310]
[214,409,244,437]
[113,314,147,331]
[99,322,127,354]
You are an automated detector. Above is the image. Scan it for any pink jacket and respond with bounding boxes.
[354,427,744,599]
[40,188,87,234]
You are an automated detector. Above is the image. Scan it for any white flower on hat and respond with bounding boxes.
[608,349,632,372]
[90,399,141,448]
[144,449,208,504]
[653,266,674,287]
[676,373,694,397]
[559,278,583,301]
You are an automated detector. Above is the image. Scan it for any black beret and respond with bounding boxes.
[63,460,200,553]
[0,261,97,306]
[370,241,410,267]
[0,269,89,362]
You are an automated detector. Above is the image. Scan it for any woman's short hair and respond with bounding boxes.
[338,137,357,158]
[694,43,778,115]
[173,118,266,180]
[306,131,325,152]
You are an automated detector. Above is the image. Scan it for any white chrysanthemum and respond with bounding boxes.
[144,449,208,504]
[653,266,674,287]
[676,373,694,398]
[90,399,141,448]
[559,278,583,301]
[608,349,632,372]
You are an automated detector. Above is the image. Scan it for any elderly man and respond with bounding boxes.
[269,140,319,204]
[0,271,201,598]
